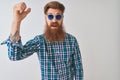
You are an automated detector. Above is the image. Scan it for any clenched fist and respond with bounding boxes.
[13,2,31,22]
[10,2,31,42]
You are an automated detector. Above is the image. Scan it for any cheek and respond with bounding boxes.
[46,20,51,26]
[58,20,63,25]
[45,17,50,25]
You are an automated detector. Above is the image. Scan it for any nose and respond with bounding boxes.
[52,18,57,22]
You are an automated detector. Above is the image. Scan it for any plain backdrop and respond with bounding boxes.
[0,0,119,80]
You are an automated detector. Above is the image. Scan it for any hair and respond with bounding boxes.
[44,1,65,14]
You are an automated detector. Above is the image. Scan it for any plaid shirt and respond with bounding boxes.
[1,33,83,80]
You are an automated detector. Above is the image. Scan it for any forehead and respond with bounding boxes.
[47,8,62,14]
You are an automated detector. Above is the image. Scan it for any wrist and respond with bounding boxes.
[13,18,22,23]
[10,30,21,43]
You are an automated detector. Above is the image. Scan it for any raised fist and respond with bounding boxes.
[13,2,31,22]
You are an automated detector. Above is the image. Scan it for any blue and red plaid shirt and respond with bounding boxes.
[1,33,83,80]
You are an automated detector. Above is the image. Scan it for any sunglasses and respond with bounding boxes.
[47,14,63,20]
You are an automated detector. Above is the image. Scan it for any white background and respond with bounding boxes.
[0,0,119,80]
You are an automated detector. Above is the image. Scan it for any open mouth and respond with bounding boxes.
[51,26,58,28]
[52,24,58,27]
[51,22,59,27]
[50,26,58,29]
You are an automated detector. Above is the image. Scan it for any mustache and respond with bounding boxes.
[50,22,59,27]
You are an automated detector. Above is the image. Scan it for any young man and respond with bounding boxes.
[1,1,83,80]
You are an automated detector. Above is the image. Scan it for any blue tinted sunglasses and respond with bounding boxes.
[47,14,63,20]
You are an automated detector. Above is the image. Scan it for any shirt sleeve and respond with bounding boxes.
[73,38,84,80]
[1,36,40,61]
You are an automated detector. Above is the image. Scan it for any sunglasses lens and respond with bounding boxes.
[56,15,62,20]
[47,14,62,20]
[48,15,54,20]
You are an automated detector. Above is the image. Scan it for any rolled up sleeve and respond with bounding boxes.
[1,36,40,61]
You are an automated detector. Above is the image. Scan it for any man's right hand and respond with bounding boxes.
[13,2,31,22]
[10,2,31,42]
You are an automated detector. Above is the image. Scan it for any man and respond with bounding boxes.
[1,1,83,80]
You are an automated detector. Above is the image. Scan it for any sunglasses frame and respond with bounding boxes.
[46,14,63,20]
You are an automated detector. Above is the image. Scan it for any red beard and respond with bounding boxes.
[44,22,65,42]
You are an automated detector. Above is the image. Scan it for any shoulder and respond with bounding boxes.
[32,34,44,43]
[65,33,80,48]
[34,34,44,40]
[65,33,77,41]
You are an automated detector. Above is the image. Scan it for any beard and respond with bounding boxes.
[44,22,66,42]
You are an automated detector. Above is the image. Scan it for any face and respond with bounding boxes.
[44,8,65,42]
[45,8,63,30]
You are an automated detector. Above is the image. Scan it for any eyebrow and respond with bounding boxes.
[47,13,62,15]
[47,13,62,14]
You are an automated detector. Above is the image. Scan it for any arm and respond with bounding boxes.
[7,36,40,61]
[2,2,33,61]
[73,38,84,80]
[10,2,31,43]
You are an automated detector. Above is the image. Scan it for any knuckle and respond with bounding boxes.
[21,2,26,6]
[21,2,25,4]
[13,2,26,11]
[21,2,26,9]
